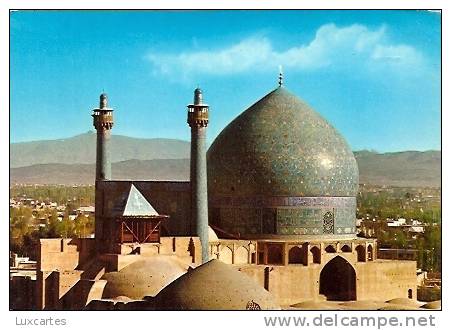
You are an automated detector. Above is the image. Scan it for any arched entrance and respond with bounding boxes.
[319,256,356,301]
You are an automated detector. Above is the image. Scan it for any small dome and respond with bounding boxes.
[208,226,219,241]
[385,298,421,307]
[101,256,188,300]
[110,296,133,302]
[154,260,280,310]
[421,300,441,310]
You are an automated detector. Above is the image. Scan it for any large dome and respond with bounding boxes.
[208,86,358,197]
[207,86,359,238]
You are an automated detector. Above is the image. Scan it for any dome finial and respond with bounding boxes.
[278,65,283,87]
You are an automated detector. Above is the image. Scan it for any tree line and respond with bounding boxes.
[10,206,94,260]
[10,185,441,272]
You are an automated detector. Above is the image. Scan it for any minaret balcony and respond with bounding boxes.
[187,111,209,127]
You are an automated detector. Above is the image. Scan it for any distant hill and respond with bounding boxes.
[10,132,190,168]
[355,150,441,188]
[10,134,441,187]
[10,159,190,185]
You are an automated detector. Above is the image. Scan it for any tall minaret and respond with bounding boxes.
[92,93,114,181]
[92,93,113,253]
[187,88,209,264]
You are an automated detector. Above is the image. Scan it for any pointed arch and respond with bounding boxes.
[341,244,352,253]
[319,256,356,301]
[355,245,366,262]
[267,243,284,265]
[310,246,321,264]
[325,245,336,253]
[288,246,303,264]
[218,246,233,264]
[234,246,249,264]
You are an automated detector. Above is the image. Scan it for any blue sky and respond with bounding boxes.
[10,10,441,152]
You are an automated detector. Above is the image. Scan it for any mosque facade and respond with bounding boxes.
[35,79,417,310]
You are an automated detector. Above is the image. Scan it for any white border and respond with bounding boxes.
[2,1,447,329]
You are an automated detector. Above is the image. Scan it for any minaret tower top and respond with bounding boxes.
[92,93,114,130]
[187,87,209,128]
[99,93,109,109]
[194,88,203,105]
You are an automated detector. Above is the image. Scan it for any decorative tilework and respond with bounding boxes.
[209,196,356,208]
[208,87,358,197]
[207,87,359,237]
[323,211,334,234]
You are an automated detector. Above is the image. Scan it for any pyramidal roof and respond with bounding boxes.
[122,184,159,217]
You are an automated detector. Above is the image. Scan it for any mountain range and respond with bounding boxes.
[10,133,441,187]
[10,132,190,168]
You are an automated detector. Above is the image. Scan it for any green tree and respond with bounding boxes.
[46,209,62,238]
[74,214,94,238]
[60,217,75,238]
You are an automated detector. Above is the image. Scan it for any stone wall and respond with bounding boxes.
[37,236,417,309]
[38,238,96,271]
[355,260,417,302]
[37,236,201,310]
[236,255,416,306]
[37,238,96,310]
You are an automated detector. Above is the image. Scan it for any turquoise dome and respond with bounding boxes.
[207,87,359,198]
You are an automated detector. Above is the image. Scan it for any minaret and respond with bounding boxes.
[92,93,113,253]
[92,93,114,181]
[187,88,209,264]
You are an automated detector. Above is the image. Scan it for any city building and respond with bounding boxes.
[10,253,37,310]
